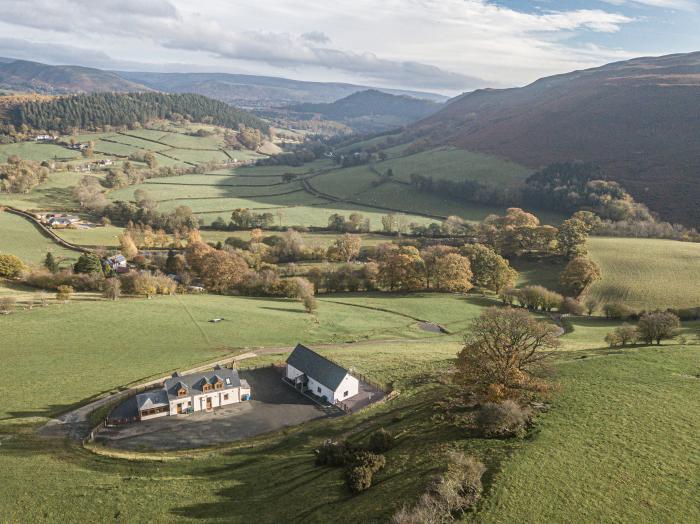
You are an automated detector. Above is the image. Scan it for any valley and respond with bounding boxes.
[1,46,699,524]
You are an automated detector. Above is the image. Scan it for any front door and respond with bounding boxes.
[176,403,183,414]
[206,397,212,410]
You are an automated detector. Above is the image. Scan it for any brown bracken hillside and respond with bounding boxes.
[412,52,700,227]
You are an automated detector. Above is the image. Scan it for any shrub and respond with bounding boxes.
[476,400,530,438]
[391,452,485,523]
[604,331,622,348]
[55,285,74,302]
[368,428,394,452]
[430,452,486,514]
[346,465,374,494]
[637,311,680,345]
[561,297,585,315]
[348,451,386,473]
[315,440,351,467]
[603,302,635,320]
[0,296,16,314]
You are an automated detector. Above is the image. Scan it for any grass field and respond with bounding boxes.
[586,237,700,310]
[0,290,698,522]
[0,141,81,162]
[0,210,80,266]
[0,171,102,211]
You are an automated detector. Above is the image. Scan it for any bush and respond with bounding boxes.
[348,451,386,473]
[0,296,16,314]
[603,302,635,320]
[55,285,74,302]
[368,428,394,452]
[561,297,585,315]
[346,465,374,494]
[476,400,530,438]
[391,452,485,523]
[315,440,352,467]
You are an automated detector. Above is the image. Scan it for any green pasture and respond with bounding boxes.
[0,142,80,163]
[586,236,700,310]
[0,211,80,266]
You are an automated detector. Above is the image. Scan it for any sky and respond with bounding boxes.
[0,0,699,95]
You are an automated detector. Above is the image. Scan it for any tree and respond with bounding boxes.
[119,233,139,259]
[434,253,473,292]
[44,252,59,273]
[327,234,362,262]
[461,244,517,293]
[584,297,598,316]
[377,245,423,291]
[290,277,317,314]
[73,253,103,275]
[199,250,249,293]
[455,307,561,397]
[143,151,157,168]
[0,254,27,278]
[103,278,121,300]
[559,256,601,295]
[561,297,585,315]
[55,285,74,303]
[636,311,680,345]
[556,217,591,258]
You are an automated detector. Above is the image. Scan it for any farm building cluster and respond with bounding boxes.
[135,345,360,422]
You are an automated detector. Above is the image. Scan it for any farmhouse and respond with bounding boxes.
[105,254,128,273]
[136,365,251,421]
[285,344,359,404]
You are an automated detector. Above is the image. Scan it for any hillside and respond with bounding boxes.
[115,70,448,107]
[7,92,268,133]
[411,52,700,226]
[0,59,149,94]
[288,89,440,131]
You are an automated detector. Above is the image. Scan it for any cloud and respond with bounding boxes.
[601,0,697,10]
[0,0,655,91]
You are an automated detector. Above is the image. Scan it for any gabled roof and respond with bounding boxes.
[162,366,241,400]
[136,389,169,410]
[286,344,350,391]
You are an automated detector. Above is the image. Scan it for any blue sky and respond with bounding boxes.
[0,0,698,94]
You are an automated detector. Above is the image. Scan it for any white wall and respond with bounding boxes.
[139,409,168,421]
[306,376,336,403]
[286,364,304,381]
[332,374,360,403]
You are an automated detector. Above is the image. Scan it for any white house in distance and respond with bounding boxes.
[285,344,359,404]
[136,365,251,421]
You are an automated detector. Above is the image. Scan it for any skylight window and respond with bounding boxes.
[225,378,231,385]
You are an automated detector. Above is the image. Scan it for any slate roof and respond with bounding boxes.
[162,365,241,401]
[286,344,350,390]
[136,389,169,411]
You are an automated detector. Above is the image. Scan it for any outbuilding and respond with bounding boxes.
[285,344,359,404]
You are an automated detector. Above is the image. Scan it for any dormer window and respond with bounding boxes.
[177,388,187,397]
[214,380,224,390]
[203,384,212,392]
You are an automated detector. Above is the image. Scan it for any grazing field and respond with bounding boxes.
[471,339,700,523]
[376,146,530,186]
[586,237,700,310]
[0,211,79,266]
[0,171,101,211]
[0,291,698,522]
[0,292,467,419]
[0,141,80,162]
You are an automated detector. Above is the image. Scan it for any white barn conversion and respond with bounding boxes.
[285,344,359,404]
[136,365,251,421]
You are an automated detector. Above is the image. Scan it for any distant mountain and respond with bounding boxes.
[0,59,149,94]
[115,70,447,108]
[289,89,440,126]
[411,51,700,227]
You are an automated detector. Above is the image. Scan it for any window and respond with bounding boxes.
[177,388,187,397]
[223,394,229,401]
[344,391,349,397]
[203,384,212,392]
[317,387,322,393]
[214,381,223,390]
